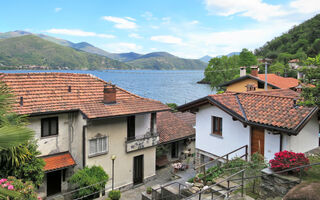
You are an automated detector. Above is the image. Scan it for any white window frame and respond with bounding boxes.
[89,137,108,157]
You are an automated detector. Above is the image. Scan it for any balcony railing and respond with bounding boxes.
[125,132,159,153]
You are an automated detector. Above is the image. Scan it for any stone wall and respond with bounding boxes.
[260,168,300,198]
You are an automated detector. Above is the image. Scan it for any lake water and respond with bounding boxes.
[0,70,214,105]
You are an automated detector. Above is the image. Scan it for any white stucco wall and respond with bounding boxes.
[86,117,156,189]
[135,113,151,137]
[28,113,69,156]
[196,104,250,159]
[264,130,280,161]
[285,115,319,153]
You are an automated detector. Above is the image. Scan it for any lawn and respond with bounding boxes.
[302,153,320,182]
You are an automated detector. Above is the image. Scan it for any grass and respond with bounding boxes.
[302,154,320,182]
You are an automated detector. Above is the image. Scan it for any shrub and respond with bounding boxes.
[68,166,109,199]
[269,151,310,173]
[108,190,121,200]
[146,187,152,194]
[0,176,40,200]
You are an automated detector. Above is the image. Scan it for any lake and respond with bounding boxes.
[0,70,214,105]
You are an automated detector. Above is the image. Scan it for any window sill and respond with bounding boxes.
[40,134,58,139]
[88,151,108,158]
[210,133,223,139]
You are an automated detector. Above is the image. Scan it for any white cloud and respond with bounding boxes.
[189,20,199,25]
[150,35,183,45]
[45,29,115,38]
[54,8,62,12]
[162,17,171,24]
[141,11,157,20]
[103,42,142,53]
[290,0,320,14]
[102,16,137,29]
[129,33,143,39]
[150,25,159,29]
[204,0,287,21]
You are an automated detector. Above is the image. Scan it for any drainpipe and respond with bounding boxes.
[82,125,87,168]
[264,61,268,91]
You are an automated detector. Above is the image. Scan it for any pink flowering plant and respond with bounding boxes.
[0,176,41,200]
[269,150,310,173]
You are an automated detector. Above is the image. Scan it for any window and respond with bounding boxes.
[150,113,156,134]
[258,81,264,89]
[127,116,135,140]
[41,117,58,137]
[89,137,108,156]
[212,116,222,135]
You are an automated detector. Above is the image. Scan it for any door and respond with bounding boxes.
[133,155,144,185]
[47,170,62,196]
[251,127,265,156]
[171,142,179,158]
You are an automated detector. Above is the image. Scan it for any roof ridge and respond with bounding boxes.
[237,92,297,99]
[235,94,247,121]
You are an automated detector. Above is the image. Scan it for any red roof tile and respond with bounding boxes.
[257,74,300,89]
[0,73,169,118]
[42,152,76,172]
[245,89,301,98]
[157,111,195,144]
[180,91,318,134]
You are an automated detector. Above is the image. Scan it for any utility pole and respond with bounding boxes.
[264,61,268,91]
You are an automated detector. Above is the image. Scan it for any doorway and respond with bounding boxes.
[133,155,144,185]
[251,127,265,156]
[47,170,61,196]
[171,142,179,158]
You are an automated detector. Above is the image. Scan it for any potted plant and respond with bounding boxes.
[108,190,121,200]
[146,187,152,195]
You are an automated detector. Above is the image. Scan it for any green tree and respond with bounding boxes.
[239,48,257,67]
[69,166,109,199]
[204,55,240,88]
[166,103,178,112]
[299,53,320,107]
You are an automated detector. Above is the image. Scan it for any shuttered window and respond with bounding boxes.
[212,116,222,136]
[41,117,58,137]
[89,137,108,156]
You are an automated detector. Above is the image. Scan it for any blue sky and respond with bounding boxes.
[0,0,319,58]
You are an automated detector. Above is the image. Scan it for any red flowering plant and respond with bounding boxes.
[269,150,310,173]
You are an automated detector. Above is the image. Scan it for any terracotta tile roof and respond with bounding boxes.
[42,152,76,172]
[179,91,318,134]
[245,89,301,98]
[157,111,195,144]
[0,73,169,118]
[257,74,300,89]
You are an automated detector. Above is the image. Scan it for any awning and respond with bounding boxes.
[42,152,76,172]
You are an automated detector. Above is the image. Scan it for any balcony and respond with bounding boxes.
[125,132,159,153]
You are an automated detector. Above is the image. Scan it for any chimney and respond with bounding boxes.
[240,66,246,77]
[250,66,259,77]
[103,84,116,104]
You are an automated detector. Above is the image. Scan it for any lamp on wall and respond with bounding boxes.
[111,155,116,190]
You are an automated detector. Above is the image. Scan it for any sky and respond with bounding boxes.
[0,0,320,58]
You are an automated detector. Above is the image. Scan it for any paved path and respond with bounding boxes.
[121,163,197,200]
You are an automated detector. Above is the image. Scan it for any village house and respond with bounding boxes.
[219,66,304,92]
[156,111,195,167]
[0,72,169,198]
[178,89,319,167]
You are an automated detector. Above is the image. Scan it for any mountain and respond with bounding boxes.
[255,14,320,60]
[227,52,240,57]
[0,31,207,70]
[0,35,131,69]
[200,55,212,63]
[127,52,207,70]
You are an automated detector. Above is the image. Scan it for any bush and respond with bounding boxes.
[108,190,121,200]
[269,151,310,173]
[0,176,41,200]
[68,166,109,199]
[146,186,152,194]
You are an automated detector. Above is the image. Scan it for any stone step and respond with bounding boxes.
[213,177,238,189]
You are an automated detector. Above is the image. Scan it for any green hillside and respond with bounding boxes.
[0,35,132,69]
[127,52,207,70]
[255,14,320,62]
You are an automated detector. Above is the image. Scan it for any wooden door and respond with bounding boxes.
[251,127,265,156]
[133,155,144,185]
[47,170,61,196]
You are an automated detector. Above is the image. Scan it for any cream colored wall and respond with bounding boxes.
[28,112,86,168]
[226,78,272,92]
[86,117,156,189]
[28,113,69,156]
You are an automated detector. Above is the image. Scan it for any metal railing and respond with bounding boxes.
[152,181,189,200]
[126,132,158,142]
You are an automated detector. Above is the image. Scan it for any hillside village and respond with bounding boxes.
[0,2,320,200]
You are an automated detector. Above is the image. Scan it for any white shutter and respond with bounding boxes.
[90,140,97,155]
